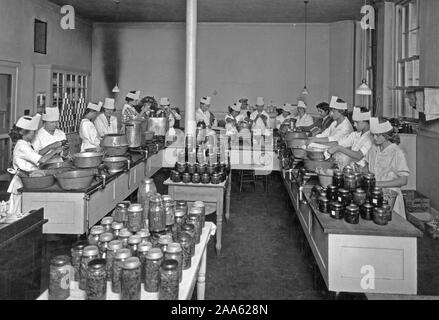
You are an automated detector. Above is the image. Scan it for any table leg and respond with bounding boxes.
[197,248,207,300]
[215,190,224,256]
[225,172,232,221]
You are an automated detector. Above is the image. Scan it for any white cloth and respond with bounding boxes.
[122,104,139,121]
[250,110,270,134]
[336,131,373,168]
[316,117,353,142]
[79,119,101,152]
[366,143,410,219]
[294,113,314,128]
[32,127,66,153]
[94,113,118,137]
[195,108,217,127]
[424,88,439,121]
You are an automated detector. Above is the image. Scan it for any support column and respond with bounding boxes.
[185,0,197,138]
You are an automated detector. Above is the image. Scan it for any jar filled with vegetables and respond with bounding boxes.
[88,225,105,246]
[86,258,107,300]
[127,203,143,233]
[193,201,206,228]
[127,234,142,256]
[180,224,196,257]
[118,229,133,248]
[165,243,183,283]
[158,234,173,253]
[186,214,201,244]
[106,240,123,281]
[121,257,142,300]
[137,242,153,282]
[113,202,129,224]
[177,233,192,270]
[49,255,72,300]
[159,259,179,300]
[145,248,164,292]
[98,232,114,259]
[111,221,124,239]
[111,248,132,294]
[70,241,88,282]
[137,228,151,244]
[149,195,166,233]
[172,209,187,241]
[162,195,176,228]
[100,216,114,233]
[79,245,99,290]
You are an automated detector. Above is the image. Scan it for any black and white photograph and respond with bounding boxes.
[0,0,438,306]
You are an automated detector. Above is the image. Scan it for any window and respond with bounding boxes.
[34,19,47,54]
[394,0,420,118]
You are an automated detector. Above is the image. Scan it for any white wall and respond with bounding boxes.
[0,0,92,118]
[92,22,347,119]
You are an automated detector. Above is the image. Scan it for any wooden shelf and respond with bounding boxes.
[389,86,439,91]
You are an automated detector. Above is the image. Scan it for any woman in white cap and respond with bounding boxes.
[250,97,271,134]
[159,97,181,130]
[94,98,118,137]
[122,90,141,122]
[326,107,373,170]
[276,103,295,129]
[196,96,217,128]
[308,96,353,144]
[294,100,314,129]
[32,107,68,162]
[79,102,103,152]
[7,114,62,214]
[225,102,245,135]
[366,117,410,219]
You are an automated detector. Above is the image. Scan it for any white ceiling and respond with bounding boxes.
[48,0,366,23]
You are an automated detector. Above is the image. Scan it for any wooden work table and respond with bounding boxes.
[282,168,422,296]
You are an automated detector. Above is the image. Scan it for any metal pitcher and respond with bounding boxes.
[148,117,169,136]
[124,119,147,148]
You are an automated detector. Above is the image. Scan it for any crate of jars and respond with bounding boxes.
[425,219,439,239]
[402,190,431,213]
[45,191,209,300]
[315,170,397,226]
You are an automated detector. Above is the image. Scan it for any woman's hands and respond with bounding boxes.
[327,145,340,154]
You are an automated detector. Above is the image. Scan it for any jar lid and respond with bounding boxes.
[362,202,374,209]
[187,214,200,221]
[181,224,195,232]
[119,230,133,238]
[128,203,143,212]
[194,201,205,207]
[111,222,124,230]
[101,216,114,225]
[88,258,106,270]
[327,185,337,190]
[346,204,359,212]
[99,232,114,242]
[90,225,105,235]
[142,178,154,184]
[122,257,141,269]
[137,242,153,252]
[333,170,343,177]
[162,195,172,201]
[50,255,70,267]
[344,173,355,179]
[355,188,366,194]
[183,172,191,177]
[83,245,99,257]
[318,196,330,204]
[189,207,202,214]
[330,202,343,209]
[137,229,150,238]
[161,259,178,270]
[71,240,88,252]
[147,248,163,260]
[363,173,375,179]
[128,235,142,244]
[115,248,132,259]
[175,209,186,218]
[374,207,386,214]
[192,173,200,177]
[176,200,187,206]
[117,201,131,208]
[108,240,123,250]
[178,233,191,243]
[166,243,182,253]
[338,188,349,194]
[150,195,162,203]
[158,235,173,245]
[373,187,383,192]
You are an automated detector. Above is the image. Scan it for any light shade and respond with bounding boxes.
[356,80,372,95]
[112,84,120,93]
[302,86,309,96]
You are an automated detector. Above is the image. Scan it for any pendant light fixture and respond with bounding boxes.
[356,0,372,96]
[112,0,121,93]
[302,0,309,96]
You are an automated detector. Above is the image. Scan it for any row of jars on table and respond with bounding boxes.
[48,198,208,300]
[171,161,229,184]
[316,172,392,226]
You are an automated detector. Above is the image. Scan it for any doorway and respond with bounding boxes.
[0,62,18,188]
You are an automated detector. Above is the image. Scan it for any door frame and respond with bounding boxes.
[0,59,20,181]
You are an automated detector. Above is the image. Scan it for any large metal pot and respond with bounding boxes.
[20,172,55,190]
[124,119,147,148]
[55,169,97,190]
[102,134,129,147]
[103,156,131,173]
[41,160,73,170]
[148,117,169,136]
[103,145,128,157]
[285,131,308,140]
[73,152,104,168]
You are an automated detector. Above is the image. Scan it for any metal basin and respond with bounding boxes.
[102,134,129,147]
[148,117,169,136]
[103,145,128,157]
[55,169,97,190]
[306,148,325,160]
[103,157,130,173]
[20,173,55,190]
[73,152,104,168]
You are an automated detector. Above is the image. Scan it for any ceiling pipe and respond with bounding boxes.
[185,0,197,138]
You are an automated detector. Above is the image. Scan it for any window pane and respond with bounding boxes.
[0,74,12,134]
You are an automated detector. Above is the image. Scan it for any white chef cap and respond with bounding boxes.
[87,101,103,112]
[103,98,115,110]
[256,97,264,106]
[200,96,212,105]
[329,96,348,110]
[370,117,394,134]
[160,97,170,106]
[16,114,41,131]
[352,107,371,122]
[42,107,60,121]
[231,103,241,112]
[126,91,141,100]
[297,100,307,109]
[282,103,295,113]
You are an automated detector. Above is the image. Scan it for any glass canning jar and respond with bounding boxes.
[165,243,183,283]
[186,214,201,244]
[137,242,153,282]
[113,202,130,224]
[162,195,176,227]
[111,222,124,239]
[86,258,107,300]
[88,225,105,246]
[106,240,123,282]
[145,248,164,293]
[98,232,114,259]
[193,201,206,228]
[159,259,179,300]
[337,188,352,207]
[382,199,392,222]
[118,230,133,248]
[180,224,196,257]
[172,209,187,241]
[344,204,360,224]
[333,171,344,189]
[326,185,338,202]
[175,200,188,216]
[149,195,166,233]
[362,173,376,195]
[343,173,357,193]
[79,245,99,290]
[353,188,367,206]
[111,248,132,294]
[329,202,344,220]
[137,229,151,244]
[318,196,330,214]
[121,257,141,300]
[127,235,142,257]
[100,216,114,233]
[49,255,72,300]
[70,240,88,282]
[158,235,173,253]
[360,202,374,220]
[177,233,192,270]
[371,188,384,208]
[127,203,143,233]
[373,207,388,226]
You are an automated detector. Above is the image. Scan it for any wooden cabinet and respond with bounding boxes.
[34,64,89,133]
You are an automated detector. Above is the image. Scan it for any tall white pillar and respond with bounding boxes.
[185,0,197,137]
